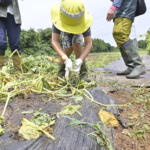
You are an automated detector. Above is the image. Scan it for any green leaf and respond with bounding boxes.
[0,125,5,136]
[22,110,34,114]
[58,105,81,116]
[42,78,51,90]
[72,96,83,103]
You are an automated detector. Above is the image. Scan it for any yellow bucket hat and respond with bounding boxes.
[51,0,93,34]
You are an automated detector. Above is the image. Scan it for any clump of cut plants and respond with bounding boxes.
[19,110,55,140]
[0,55,97,137]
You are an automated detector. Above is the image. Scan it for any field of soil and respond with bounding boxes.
[0,53,150,150]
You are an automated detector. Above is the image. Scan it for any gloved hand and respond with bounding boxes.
[64,58,72,71]
[75,58,83,73]
[64,58,72,80]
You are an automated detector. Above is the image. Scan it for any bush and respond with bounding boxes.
[20,28,116,56]
[145,30,150,55]
[20,28,56,56]
[92,38,115,53]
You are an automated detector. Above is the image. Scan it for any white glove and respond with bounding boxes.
[75,58,83,72]
[64,58,72,71]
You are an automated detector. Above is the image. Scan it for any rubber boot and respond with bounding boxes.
[121,40,145,79]
[58,64,65,78]
[117,67,132,75]
[126,65,145,79]
[79,63,91,82]
[117,46,133,75]
[0,55,5,69]
[13,55,22,72]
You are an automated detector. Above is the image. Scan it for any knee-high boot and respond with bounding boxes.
[120,40,145,78]
[13,55,22,72]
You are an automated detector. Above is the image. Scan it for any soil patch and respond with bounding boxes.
[92,54,150,87]
[91,54,150,150]
[0,88,117,150]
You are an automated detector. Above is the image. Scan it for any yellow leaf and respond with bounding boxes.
[48,56,59,63]
[19,118,55,141]
[0,116,5,135]
[19,118,42,140]
[98,108,119,127]
[0,125,5,136]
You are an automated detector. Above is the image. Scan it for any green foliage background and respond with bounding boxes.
[137,28,150,54]
[145,29,150,54]
[20,28,55,56]
[92,38,115,52]
[14,27,149,56]
[20,28,117,56]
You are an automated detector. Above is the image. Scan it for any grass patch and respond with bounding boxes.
[87,52,121,69]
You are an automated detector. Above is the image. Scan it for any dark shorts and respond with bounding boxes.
[61,32,83,49]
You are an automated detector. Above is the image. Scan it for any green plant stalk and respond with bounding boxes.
[32,88,74,98]
[9,49,24,73]
[1,93,11,117]
[84,89,127,107]
[66,117,114,150]
[58,78,125,107]
[76,111,82,117]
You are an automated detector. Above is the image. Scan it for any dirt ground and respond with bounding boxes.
[91,54,150,150]
[109,91,150,150]
[0,54,150,150]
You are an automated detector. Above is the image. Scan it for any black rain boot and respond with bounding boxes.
[121,40,145,79]
[117,68,133,75]
[79,63,91,82]
[126,65,145,79]
[117,46,133,75]
[58,64,65,78]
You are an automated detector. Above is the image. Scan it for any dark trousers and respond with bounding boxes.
[0,13,21,55]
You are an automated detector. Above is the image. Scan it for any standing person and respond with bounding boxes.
[106,0,145,79]
[0,0,22,71]
[51,0,93,81]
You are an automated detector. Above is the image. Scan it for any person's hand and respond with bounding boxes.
[106,7,116,21]
[64,58,72,71]
[75,58,83,72]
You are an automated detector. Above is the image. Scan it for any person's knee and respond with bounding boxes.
[113,32,129,48]
[113,29,124,39]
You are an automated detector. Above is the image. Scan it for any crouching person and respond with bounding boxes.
[51,0,93,81]
[0,0,22,71]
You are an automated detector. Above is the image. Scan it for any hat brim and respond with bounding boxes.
[51,2,93,34]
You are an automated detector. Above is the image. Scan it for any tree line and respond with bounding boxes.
[137,28,150,54]
[20,28,149,56]
[20,28,116,56]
